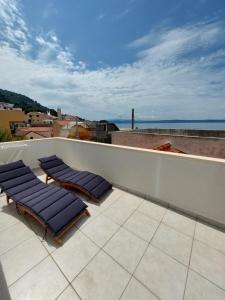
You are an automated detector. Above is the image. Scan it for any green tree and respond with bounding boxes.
[0,129,12,142]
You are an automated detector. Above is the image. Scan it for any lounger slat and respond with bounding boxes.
[6,179,40,197]
[56,171,79,181]
[0,166,31,183]
[41,159,64,170]
[84,176,104,191]
[39,193,75,221]
[13,183,49,201]
[38,155,58,163]
[46,164,69,176]
[74,173,97,186]
[0,173,36,190]
[53,168,75,178]
[21,185,56,204]
[0,160,24,173]
[47,199,87,233]
[32,189,69,213]
[61,171,89,182]
[91,180,112,198]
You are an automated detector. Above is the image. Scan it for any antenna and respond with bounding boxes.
[131,108,134,129]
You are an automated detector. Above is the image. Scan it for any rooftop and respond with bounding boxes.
[17,127,51,133]
[0,138,225,300]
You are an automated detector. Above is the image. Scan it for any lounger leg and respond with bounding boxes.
[6,196,10,204]
[45,175,48,183]
[53,236,63,246]
[85,209,91,217]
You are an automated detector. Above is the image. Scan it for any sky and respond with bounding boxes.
[0,0,225,120]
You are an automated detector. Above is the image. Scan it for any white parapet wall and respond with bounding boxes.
[0,137,225,228]
[0,138,57,169]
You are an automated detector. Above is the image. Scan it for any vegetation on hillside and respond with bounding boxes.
[0,129,12,142]
[0,88,57,115]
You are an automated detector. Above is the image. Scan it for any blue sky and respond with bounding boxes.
[0,0,225,120]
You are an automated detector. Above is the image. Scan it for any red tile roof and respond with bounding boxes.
[152,143,186,154]
[57,120,72,126]
[19,127,51,132]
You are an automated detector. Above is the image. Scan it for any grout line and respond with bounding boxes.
[193,236,225,257]
[188,268,225,293]
[119,207,167,300]
[0,219,21,234]
[182,217,197,300]
[6,190,130,296]
[149,243,190,268]
[54,283,71,300]
[62,197,146,297]
[8,254,50,288]
[0,230,35,258]
[3,188,225,299]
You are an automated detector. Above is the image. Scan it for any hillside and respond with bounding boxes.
[0,89,57,115]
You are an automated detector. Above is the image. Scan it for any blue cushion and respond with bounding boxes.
[0,160,88,235]
[39,155,112,199]
[38,155,58,163]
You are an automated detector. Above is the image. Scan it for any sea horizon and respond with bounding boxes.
[111,119,225,130]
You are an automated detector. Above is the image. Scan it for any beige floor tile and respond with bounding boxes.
[72,251,130,300]
[0,204,21,232]
[96,187,125,211]
[82,188,123,213]
[26,217,59,254]
[123,210,159,242]
[118,193,144,209]
[0,222,34,255]
[52,230,99,282]
[162,210,196,237]
[57,285,80,300]
[121,277,158,300]
[1,236,48,286]
[135,245,187,300]
[190,240,225,290]
[152,223,192,265]
[0,194,7,209]
[184,270,225,300]
[9,256,68,300]
[104,227,147,273]
[103,201,135,225]
[138,201,166,222]
[75,207,99,229]
[81,214,119,247]
[195,222,225,253]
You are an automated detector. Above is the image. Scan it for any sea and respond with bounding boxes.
[115,121,225,131]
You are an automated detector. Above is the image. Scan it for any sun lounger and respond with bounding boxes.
[38,155,112,201]
[0,160,89,245]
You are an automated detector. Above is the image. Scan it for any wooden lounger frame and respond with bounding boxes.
[6,195,90,245]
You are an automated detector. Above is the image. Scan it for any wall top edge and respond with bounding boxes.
[1,137,225,164]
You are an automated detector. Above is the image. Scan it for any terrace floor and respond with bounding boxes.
[0,170,225,300]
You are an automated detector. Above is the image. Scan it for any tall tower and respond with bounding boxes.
[57,108,62,120]
[131,108,135,129]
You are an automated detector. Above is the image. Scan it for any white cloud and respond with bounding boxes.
[113,8,131,20]
[0,0,225,120]
[42,1,58,19]
[96,13,105,21]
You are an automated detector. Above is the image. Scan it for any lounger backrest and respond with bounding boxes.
[38,155,69,176]
[0,160,36,194]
